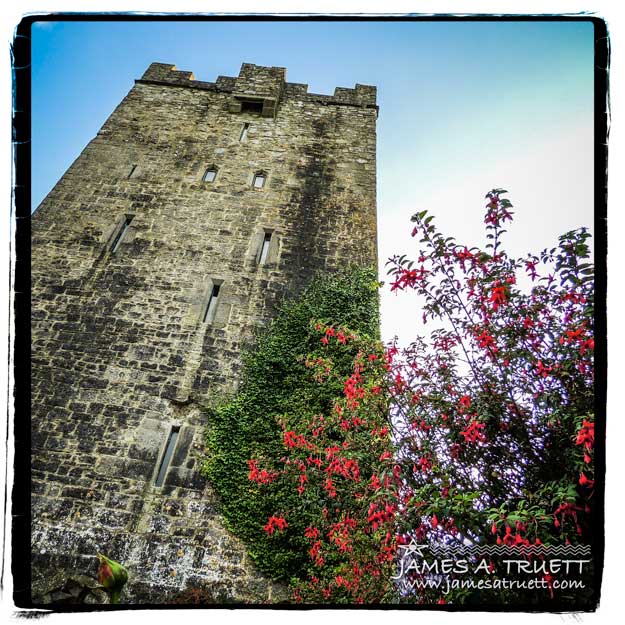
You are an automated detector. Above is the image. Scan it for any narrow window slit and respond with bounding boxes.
[110,215,134,253]
[240,122,250,142]
[128,165,137,179]
[203,283,221,324]
[259,231,272,265]
[154,426,180,487]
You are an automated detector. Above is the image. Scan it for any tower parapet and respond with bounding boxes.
[138,61,378,115]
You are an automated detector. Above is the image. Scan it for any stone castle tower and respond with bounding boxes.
[30,62,378,603]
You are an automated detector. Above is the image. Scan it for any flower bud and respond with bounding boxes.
[97,553,128,604]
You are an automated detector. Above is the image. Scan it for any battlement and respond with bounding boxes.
[138,62,377,116]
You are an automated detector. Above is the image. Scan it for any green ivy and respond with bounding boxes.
[203,266,380,580]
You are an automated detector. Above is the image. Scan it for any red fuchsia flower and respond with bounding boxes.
[525,259,539,281]
[415,456,432,472]
[309,540,324,566]
[431,514,439,530]
[487,193,499,207]
[325,456,361,482]
[306,455,322,468]
[562,291,587,304]
[560,324,587,345]
[325,444,341,459]
[321,336,329,345]
[344,371,366,406]
[487,282,507,311]
[324,477,337,498]
[283,430,314,450]
[502,525,515,546]
[460,420,487,444]
[485,209,499,226]
[409,391,422,405]
[477,330,497,352]
[367,502,396,531]
[535,360,553,378]
[411,226,418,237]
[336,330,347,345]
[392,371,406,393]
[553,502,584,531]
[247,459,278,484]
[411,419,432,432]
[297,473,308,495]
[264,515,288,535]
[575,420,594,456]
[579,472,594,488]
[459,395,471,410]
[455,247,474,272]
[369,474,382,491]
[390,266,429,292]
[434,335,458,351]
[304,526,320,539]
[580,338,594,356]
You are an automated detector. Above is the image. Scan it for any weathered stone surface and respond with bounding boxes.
[31,62,377,604]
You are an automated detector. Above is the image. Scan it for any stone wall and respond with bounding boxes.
[30,62,378,604]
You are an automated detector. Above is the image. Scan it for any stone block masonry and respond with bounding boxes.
[30,62,378,603]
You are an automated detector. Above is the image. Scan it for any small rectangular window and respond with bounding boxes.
[258,231,272,265]
[240,123,250,142]
[203,283,221,324]
[203,167,217,183]
[154,426,180,487]
[253,173,266,189]
[110,215,134,253]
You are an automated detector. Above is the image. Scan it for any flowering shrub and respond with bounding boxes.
[386,190,595,605]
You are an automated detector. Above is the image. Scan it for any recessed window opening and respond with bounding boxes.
[128,165,137,179]
[253,172,266,189]
[110,215,134,253]
[203,167,217,183]
[203,283,221,324]
[240,122,250,142]
[154,425,180,487]
[259,231,272,265]
[240,100,263,115]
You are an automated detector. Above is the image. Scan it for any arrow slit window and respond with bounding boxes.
[110,215,134,253]
[154,426,180,487]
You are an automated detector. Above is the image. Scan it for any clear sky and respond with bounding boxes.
[31,18,595,344]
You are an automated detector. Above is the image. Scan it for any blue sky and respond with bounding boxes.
[31,18,595,342]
